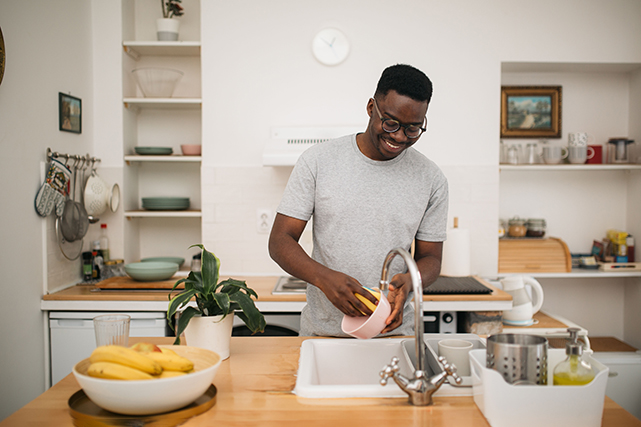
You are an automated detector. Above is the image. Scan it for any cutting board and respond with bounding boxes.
[95,276,185,290]
[499,237,572,273]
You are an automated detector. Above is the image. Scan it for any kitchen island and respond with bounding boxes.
[2,336,640,427]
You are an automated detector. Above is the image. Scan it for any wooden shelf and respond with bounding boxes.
[123,98,201,109]
[124,210,202,218]
[122,41,200,58]
[124,155,201,163]
[500,164,641,171]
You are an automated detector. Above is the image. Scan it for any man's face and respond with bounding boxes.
[361,90,428,161]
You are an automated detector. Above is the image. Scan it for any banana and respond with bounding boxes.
[159,347,177,356]
[145,351,194,372]
[90,345,163,375]
[154,370,188,379]
[87,362,154,380]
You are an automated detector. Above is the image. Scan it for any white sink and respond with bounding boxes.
[294,338,414,398]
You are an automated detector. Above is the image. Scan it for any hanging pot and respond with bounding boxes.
[183,314,234,360]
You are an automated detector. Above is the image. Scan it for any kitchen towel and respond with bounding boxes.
[440,218,471,277]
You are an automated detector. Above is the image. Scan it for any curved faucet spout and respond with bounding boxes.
[379,247,425,372]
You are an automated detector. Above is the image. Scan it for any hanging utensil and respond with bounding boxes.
[59,159,81,242]
[75,157,90,238]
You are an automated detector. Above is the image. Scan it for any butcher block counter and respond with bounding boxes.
[41,275,513,313]
[2,336,640,427]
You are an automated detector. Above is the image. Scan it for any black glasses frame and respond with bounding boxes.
[371,97,427,138]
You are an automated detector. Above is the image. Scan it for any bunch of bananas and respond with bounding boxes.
[87,343,195,380]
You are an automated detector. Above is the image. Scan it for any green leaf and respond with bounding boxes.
[230,292,266,333]
[211,292,231,316]
[219,278,258,299]
[172,306,200,345]
[167,289,197,324]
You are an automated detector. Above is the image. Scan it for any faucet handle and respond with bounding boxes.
[379,356,400,386]
[437,356,462,385]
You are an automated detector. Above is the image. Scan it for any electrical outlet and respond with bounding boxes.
[256,209,273,234]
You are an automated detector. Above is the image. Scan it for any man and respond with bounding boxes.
[269,64,449,337]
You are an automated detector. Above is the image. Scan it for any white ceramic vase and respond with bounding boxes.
[183,314,234,360]
[156,18,180,41]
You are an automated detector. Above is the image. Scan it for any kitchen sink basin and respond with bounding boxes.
[294,338,415,398]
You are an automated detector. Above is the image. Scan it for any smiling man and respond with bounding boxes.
[269,64,449,337]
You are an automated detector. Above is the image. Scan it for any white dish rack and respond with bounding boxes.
[470,348,609,427]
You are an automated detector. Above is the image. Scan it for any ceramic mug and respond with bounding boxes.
[568,132,593,147]
[568,146,595,164]
[438,339,473,376]
[542,145,568,164]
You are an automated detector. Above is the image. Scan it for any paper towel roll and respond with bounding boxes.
[441,225,471,277]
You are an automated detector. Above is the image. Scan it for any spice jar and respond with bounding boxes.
[526,218,547,238]
[508,217,527,238]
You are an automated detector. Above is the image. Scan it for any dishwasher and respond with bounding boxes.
[49,311,168,385]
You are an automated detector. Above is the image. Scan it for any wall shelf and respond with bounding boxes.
[124,155,201,163]
[122,41,201,59]
[123,98,201,109]
[497,269,641,279]
[500,164,641,171]
[125,210,202,218]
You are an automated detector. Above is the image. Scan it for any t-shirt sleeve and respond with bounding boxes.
[416,174,449,242]
[276,155,316,222]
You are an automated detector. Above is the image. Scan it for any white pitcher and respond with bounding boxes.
[500,275,544,326]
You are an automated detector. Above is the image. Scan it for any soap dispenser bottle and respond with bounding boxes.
[553,328,595,385]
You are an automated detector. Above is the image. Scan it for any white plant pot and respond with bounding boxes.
[156,18,180,41]
[183,314,234,360]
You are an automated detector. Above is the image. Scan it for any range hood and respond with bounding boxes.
[263,126,362,166]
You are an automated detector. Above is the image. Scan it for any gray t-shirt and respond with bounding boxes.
[277,134,449,337]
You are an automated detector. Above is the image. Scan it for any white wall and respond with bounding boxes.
[0,0,95,420]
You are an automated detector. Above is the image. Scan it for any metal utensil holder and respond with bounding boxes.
[486,333,548,385]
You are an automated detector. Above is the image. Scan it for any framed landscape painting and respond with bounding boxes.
[59,92,82,134]
[500,86,561,138]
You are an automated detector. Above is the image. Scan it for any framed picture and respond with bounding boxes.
[500,86,561,138]
[59,92,82,134]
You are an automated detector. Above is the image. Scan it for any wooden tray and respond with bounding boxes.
[599,262,641,272]
[499,237,571,273]
[95,276,185,290]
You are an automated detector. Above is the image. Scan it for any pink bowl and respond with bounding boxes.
[180,144,202,156]
[341,293,391,339]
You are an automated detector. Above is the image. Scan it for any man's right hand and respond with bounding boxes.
[315,270,378,318]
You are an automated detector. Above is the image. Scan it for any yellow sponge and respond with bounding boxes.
[354,287,380,314]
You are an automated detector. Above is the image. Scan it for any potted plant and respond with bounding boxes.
[167,244,266,359]
[157,0,184,41]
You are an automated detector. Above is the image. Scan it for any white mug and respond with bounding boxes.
[542,145,568,164]
[568,146,595,164]
[438,339,473,377]
[568,132,593,147]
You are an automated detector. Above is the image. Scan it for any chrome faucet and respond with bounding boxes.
[377,247,461,406]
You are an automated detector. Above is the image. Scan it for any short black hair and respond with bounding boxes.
[375,64,433,103]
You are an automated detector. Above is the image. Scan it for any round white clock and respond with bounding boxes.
[312,28,350,66]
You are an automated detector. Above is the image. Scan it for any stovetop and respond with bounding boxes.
[272,276,307,294]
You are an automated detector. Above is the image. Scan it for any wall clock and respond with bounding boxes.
[312,28,350,66]
[0,26,5,86]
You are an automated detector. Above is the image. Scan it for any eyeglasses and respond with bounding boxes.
[371,98,427,139]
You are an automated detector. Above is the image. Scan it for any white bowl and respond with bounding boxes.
[131,68,183,98]
[341,292,391,339]
[73,345,221,415]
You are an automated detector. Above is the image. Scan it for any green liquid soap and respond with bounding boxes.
[553,327,596,386]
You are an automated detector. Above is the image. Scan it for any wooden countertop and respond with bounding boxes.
[2,336,639,427]
[42,275,512,303]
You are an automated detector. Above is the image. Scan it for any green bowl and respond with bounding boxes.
[124,262,179,282]
[141,257,185,267]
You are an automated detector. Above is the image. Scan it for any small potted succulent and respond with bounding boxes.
[167,244,266,359]
[157,0,184,41]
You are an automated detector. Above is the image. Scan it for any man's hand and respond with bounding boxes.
[316,270,378,318]
[381,272,412,333]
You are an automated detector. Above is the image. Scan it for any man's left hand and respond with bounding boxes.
[381,272,411,333]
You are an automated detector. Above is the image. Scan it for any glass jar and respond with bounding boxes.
[526,218,547,238]
[508,217,527,238]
